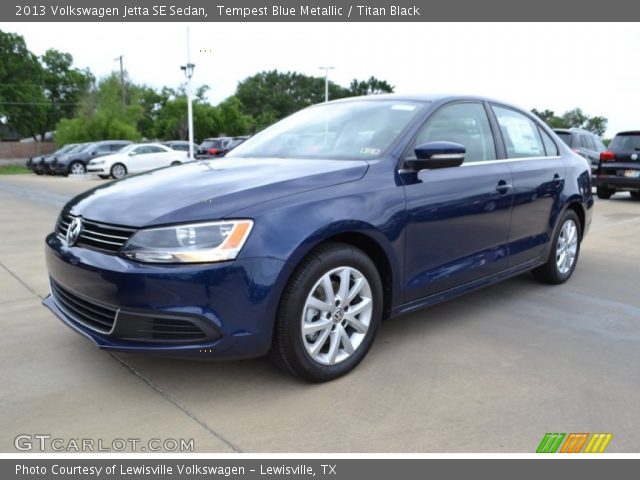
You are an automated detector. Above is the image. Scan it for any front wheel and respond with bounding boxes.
[110,163,127,179]
[68,161,86,175]
[532,210,581,285]
[269,242,383,382]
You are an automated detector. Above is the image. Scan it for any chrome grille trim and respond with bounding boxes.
[55,212,136,254]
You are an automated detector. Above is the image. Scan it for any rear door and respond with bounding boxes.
[489,105,566,267]
[402,101,514,302]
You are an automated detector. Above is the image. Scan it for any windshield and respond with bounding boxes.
[610,133,640,151]
[228,100,427,160]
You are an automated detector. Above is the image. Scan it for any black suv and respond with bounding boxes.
[596,131,640,199]
[554,128,606,182]
[50,140,132,175]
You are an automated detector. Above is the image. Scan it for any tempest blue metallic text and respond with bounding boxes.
[44,95,593,381]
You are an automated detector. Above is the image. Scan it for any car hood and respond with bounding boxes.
[65,157,368,227]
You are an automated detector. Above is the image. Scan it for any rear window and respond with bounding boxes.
[610,133,640,152]
[555,132,573,147]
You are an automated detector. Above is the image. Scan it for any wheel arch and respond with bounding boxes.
[281,222,400,321]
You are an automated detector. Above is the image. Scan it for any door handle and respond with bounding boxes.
[496,180,512,195]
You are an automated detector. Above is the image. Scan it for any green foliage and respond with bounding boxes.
[54,74,143,145]
[0,30,92,140]
[0,165,30,175]
[347,76,394,96]
[217,96,252,136]
[0,30,46,140]
[234,70,394,132]
[531,107,608,137]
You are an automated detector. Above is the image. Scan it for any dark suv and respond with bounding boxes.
[596,131,640,199]
[50,140,132,175]
[554,128,606,182]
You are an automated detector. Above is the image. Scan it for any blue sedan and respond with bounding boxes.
[43,95,593,381]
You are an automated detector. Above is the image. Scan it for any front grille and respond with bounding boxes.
[56,212,136,253]
[50,278,117,334]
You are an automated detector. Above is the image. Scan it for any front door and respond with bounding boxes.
[402,102,514,302]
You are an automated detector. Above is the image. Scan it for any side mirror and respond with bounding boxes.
[407,141,465,170]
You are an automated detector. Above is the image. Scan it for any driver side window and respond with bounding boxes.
[410,102,497,163]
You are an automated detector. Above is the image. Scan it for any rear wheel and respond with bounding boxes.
[69,161,86,175]
[110,163,127,179]
[533,210,581,285]
[269,242,383,382]
[596,186,613,199]
[630,191,640,200]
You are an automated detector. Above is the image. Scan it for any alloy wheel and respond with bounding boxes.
[556,219,578,275]
[70,163,85,175]
[301,266,373,365]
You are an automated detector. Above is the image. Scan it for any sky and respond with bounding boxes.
[2,22,639,137]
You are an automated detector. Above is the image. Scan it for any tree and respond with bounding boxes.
[0,30,46,140]
[38,49,93,140]
[55,73,143,145]
[347,76,394,96]
[531,107,608,136]
[234,70,395,131]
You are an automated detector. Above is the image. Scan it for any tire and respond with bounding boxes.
[68,161,86,175]
[110,163,127,179]
[532,210,582,285]
[596,186,613,199]
[630,191,640,200]
[98,175,110,179]
[269,242,383,382]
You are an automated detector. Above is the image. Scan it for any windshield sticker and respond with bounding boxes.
[360,147,381,155]
[391,104,416,111]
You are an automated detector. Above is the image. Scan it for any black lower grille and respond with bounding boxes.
[56,212,136,253]
[50,279,117,333]
[136,318,207,341]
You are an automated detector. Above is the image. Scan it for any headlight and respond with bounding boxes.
[122,220,253,263]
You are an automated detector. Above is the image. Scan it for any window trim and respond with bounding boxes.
[400,100,500,167]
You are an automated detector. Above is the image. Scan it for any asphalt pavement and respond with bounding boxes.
[0,174,639,453]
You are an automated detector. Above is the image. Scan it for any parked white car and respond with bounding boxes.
[87,143,185,179]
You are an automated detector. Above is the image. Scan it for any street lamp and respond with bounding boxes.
[319,66,335,103]
[181,28,195,161]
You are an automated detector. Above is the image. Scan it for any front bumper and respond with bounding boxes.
[44,232,290,359]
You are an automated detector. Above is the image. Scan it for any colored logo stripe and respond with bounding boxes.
[536,433,566,453]
[584,433,613,453]
[560,433,589,453]
[537,433,613,453]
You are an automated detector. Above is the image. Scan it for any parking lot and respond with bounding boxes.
[0,173,639,453]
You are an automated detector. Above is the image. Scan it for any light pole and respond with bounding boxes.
[181,28,195,161]
[319,66,335,103]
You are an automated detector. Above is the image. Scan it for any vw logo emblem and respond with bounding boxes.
[632,153,638,161]
[332,307,344,324]
[66,217,83,246]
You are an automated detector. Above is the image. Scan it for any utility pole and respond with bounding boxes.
[115,55,125,108]
[319,66,335,103]
[181,28,195,161]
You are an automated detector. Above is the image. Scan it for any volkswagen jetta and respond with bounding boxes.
[43,95,593,381]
